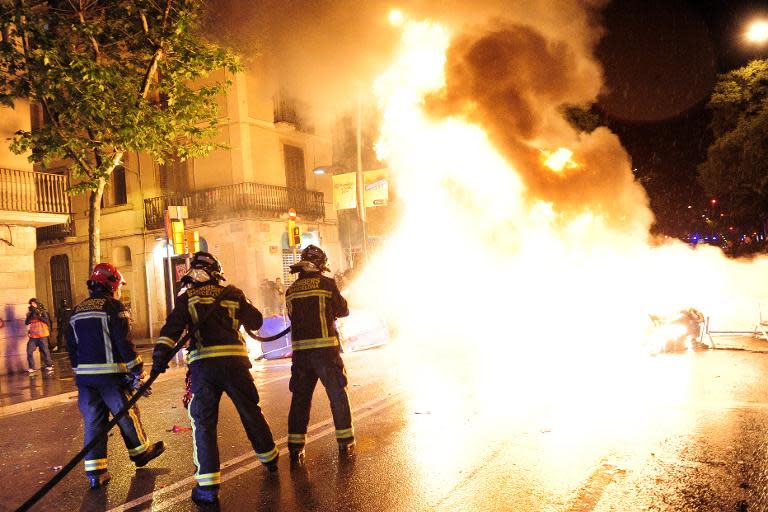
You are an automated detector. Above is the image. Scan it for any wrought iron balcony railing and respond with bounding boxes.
[0,167,69,214]
[144,182,325,230]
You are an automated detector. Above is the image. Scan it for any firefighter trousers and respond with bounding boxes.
[188,359,277,488]
[76,374,150,476]
[288,350,354,448]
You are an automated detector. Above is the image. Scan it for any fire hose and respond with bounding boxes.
[15,285,237,512]
[247,326,291,342]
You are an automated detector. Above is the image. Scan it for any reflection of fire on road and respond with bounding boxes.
[340,13,768,402]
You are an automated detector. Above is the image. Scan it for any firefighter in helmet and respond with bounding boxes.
[152,252,278,506]
[285,244,353,465]
[66,263,165,490]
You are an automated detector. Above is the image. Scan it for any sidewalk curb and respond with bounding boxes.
[0,367,186,419]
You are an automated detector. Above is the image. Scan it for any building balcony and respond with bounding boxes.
[144,182,325,230]
[37,214,76,243]
[0,167,71,227]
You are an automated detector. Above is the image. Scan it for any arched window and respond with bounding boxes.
[112,245,132,267]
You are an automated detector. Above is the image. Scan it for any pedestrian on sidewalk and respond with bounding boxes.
[25,298,54,374]
[284,245,354,466]
[53,298,73,353]
[152,251,278,506]
[67,263,165,490]
[272,277,285,316]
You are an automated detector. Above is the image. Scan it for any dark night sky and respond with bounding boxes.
[596,0,768,211]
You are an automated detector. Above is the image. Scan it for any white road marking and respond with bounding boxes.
[107,393,400,512]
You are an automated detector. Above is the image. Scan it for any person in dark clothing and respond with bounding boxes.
[67,263,165,490]
[152,251,278,506]
[25,298,54,374]
[53,298,73,352]
[284,245,353,466]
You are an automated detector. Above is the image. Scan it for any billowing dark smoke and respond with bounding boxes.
[205,0,651,231]
[431,20,652,232]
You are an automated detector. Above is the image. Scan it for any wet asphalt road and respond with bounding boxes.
[3,345,768,511]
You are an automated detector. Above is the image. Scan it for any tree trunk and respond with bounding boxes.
[87,153,124,272]
[88,177,107,272]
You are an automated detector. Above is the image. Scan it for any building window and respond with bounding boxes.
[274,89,314,133]
[282,250,300,287]
[283,145,306,191]
[102,165,127,207]
[30,103,50,132]
[157,158,192,194]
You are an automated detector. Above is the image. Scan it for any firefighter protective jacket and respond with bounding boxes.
[286,272,349,351]
[155,283,262,366]
[66,293,142,375]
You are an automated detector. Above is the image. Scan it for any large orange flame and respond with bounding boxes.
[343,19,768,406]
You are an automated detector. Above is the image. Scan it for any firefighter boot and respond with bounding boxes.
[191,485,219,505]
[338,439,356,458]
[289,447,306,467]
[264,452,279,473]
[131,441,166,468]
[87,472,112,490]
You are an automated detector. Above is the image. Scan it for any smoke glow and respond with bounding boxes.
[343,16,768,407]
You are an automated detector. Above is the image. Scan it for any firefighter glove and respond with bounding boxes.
[151,348,170,377]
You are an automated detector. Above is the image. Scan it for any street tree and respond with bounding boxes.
[698,60,768,224]
[0,0,240,270]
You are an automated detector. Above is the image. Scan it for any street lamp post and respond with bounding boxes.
[356,92,369,264]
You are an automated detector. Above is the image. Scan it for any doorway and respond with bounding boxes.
[50,254,72,331]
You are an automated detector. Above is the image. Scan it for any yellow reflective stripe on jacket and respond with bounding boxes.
[220,299,240,330]
[319,295,328,338]
[125,355,143,370]
[187,296,215,347]
[187,344,249,363]
[156,336,175,348]
[74,362,129,374]
[286,290,332,301]
[188,296,216,305]
[291,337,339,351]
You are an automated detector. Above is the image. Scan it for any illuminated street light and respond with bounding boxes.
[745,20,768,44]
